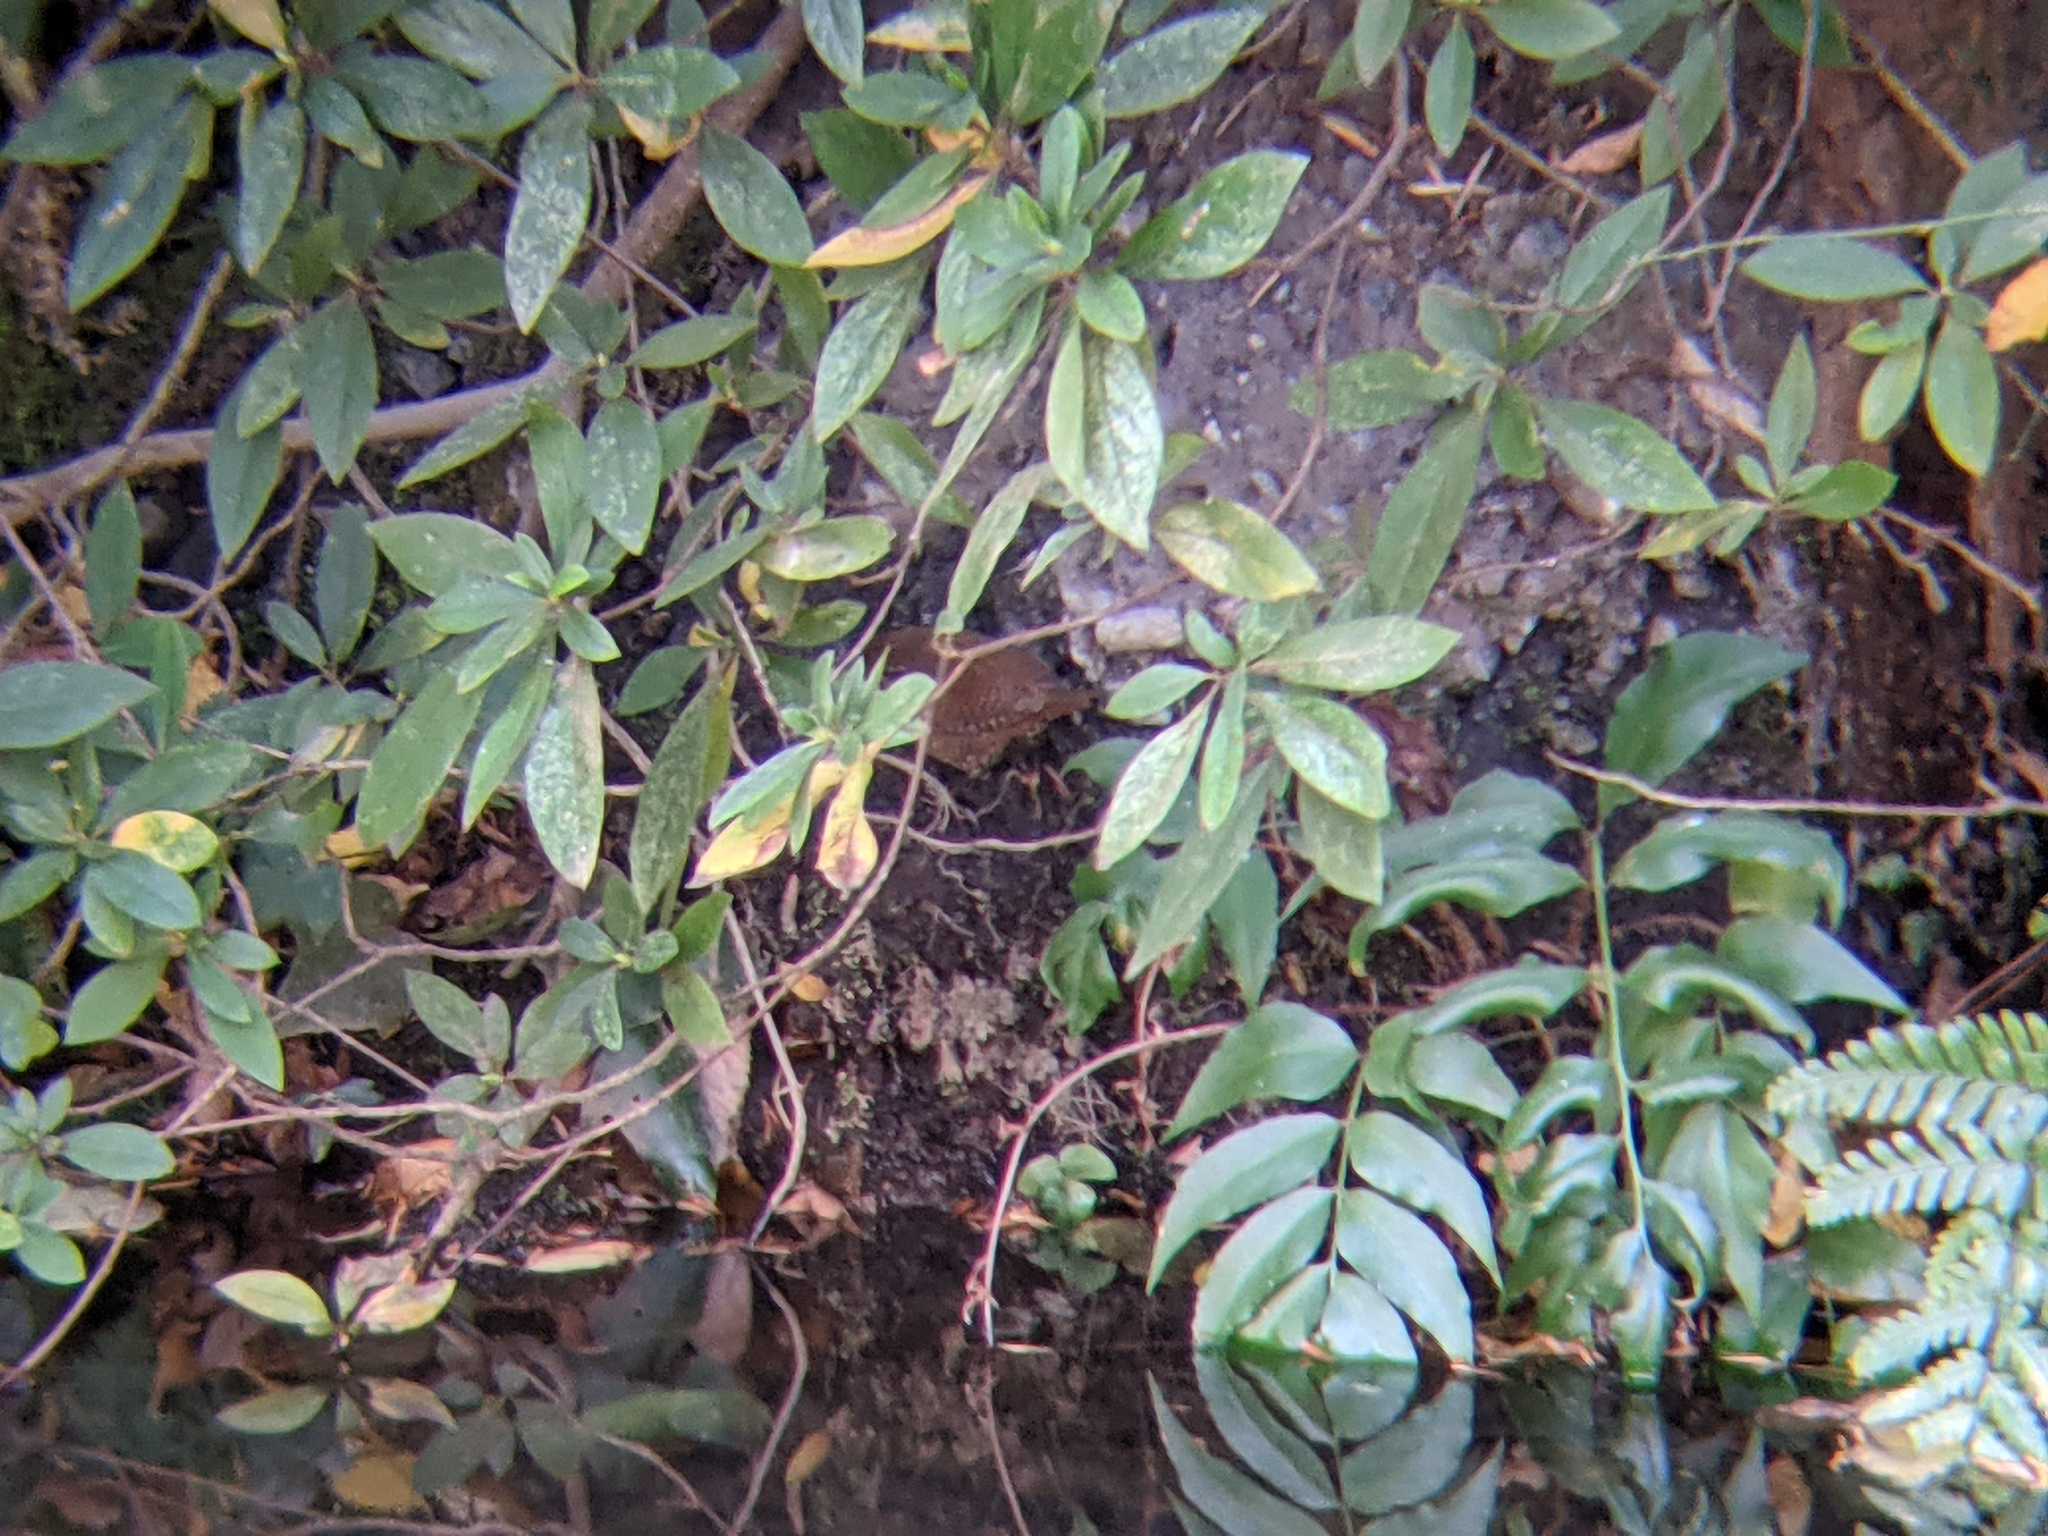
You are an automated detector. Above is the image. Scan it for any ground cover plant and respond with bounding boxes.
[2,0,2048,1522]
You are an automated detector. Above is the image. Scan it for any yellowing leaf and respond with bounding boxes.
[692,806,792,883]
[209,0,289,52]
[790,972,829,1003]
[815,751,878,893]
[806,173,990,269]
[866,10,970,51]
[1986,257,2048,352]
[787,1428,833,1487]
[925,125,983,155]
[329,1453,426,1514]
[323,825,376,866]
[524,1238,645,1273]
[616,103,694,161]
[352,1275,457,1334]
[110,811,219,873]
[1559,120,1644,176]
[362,1376,457,1428]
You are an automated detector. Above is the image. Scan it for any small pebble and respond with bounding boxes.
[1246,331,1268,353]
[1202,419,1224,445]
[1096,605,1185,654]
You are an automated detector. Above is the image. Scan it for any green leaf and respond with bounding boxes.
[0,661,153,748]
[299,295,379,483]
[842,70,962,127]
[1355,852,1582,947]
[335,52,490,141]
[1156,500,1318,601]
[462,654,552,824]
[1858,339,1925,442]
[265,600,326,668]
[1099,7,1261,118]
[214,1269,333,1336]
[1120,150,1308,281]
[1923,312,1998,477]
[1107,663,1209,721]
[0,976,56,1070]
[1480,0,1620,58]
[1765,334,1816,489]
[1960,171,2048,285]
[1787,460,1896,523]
[599,44,738,126]
[369,512,524,597]
[1168,1002,1356,1140]
[1152,1376,1331,1536]
[1661,1102,1773,1313]
[1613,811,1846,922]
[1149,1113,1340,1289]
[1535,397,1715,513]
[315,503,376,663]
[234,97,304,276]
[939,464,1047,634]
[1128,759,1277,977]
[802,0,865,82]
[505,92,593,333]
[67,95,207,312]
[1069,271,1144,346]
[1095,700,1210,868]
[1335,1188,1473,1361]
[1192,1185,1337,1347]
[376,250,506,319]
[1211,847,1278,1007]
[305,76,386,167]
[509,0,576,65]
[812,267,924,440]
[756,516,893,581]
[1253,690,1390,819]
[630,668,732,913]
[1718,916,1908,1012]
[1251,616,1458,694]
[1424,18,1474,158]
[399,388,538,488]
[1197,667,1247,830]
[523,656,604,888]
[630,312,757,369]
[585,399,661,554]
[356,670,486,853]
[1042,904,1121,1036]
[1638,17,1724,187]
[1741,235,1930,302]
[1601,630,1805,811]
[802,109,915,212]
[406,968,505,1064]
[1365,405,1486,614]
[614,645,704,717]
[397,0,563,80]
[1348,1112,1499,1284]
[1297,782,1383,902]
[84,483,142,634]
[60,1122,173,1181]
[0,850,75,926]
[700,125,812,266]
[1348,0,1414,87]
[216,1384,332,1434]
[65,955,164,1046]
[1302,349,1466,430]
[1047,325,1164,550]
[1,55,192,165]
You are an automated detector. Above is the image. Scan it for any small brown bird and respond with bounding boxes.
[872,626,1092,772]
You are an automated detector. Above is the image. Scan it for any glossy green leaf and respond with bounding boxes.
[234,97,304,276]
[1076,269,1147,342]
[1637,17,1724,186]
[812,268,924,440]
[356,670,485,854]
[313,503,376,663]
[405,968,502,1064]
[0,977,57,1070]
[462,654,552,824]
[84,483,142,634]
[305,76,386,167]
[1424,18,1473,158]
[1157,500,1318,600]
[802,0,865,82]
[1192,1185,1336,1347]
[0,850,75,926]
[599,44,737,125]
[1481,0,1619,57]
[802,109,915,212]
[1127,759,1277,978]
[584,398,660,554]
[1718,916,1909,1012]
[0,661,154,749]
[1120,150,1308,281]
[1365,404,1485,614]
[67,95,207,312]
[1924,312,1998,477]
[1211,847,1278,1007]
[1253,690,1390,819]
[215,1269,333,1335]
[1536,397,1714,513]
[1348,1112,1499,1283]
[504,93,592,333]
[300,294,378,483]
[1498,1054,1610,1148]
[629,667,732,912]
[630,312,756,369]
[1765,334,1817,488]
[1095,700,1210,869]
[1788,460,1896,522]
[1601,630,1805,811]
[1049,326,1164,550]
[756,515,893,581]
[1858,338,1925,442]
[1960,172,2048,285]
[523,656,604,888]
[1168,1002,1356,1140]
[1296,781,1383,902]
[939,464,1050,634]
[397,0,562,79]
[1661,1101,1773,1313]
[700,125,812,265]
[1150,1376,1330,1536]
[369,512,524,597]
[1614,811,1846,922]
[1742,235,1931,302]
[1301,349,1465,430]
[335,52,490,141]
[66,955,166,1046]
[60,1121,173,1181]
[1197,667,1247,830]
[1251,616,1457,694]
[2,56,191,165]
[1336,1188,1473,1361]
[1356,853,1582,945]
[1349,0,1413,87]
[1099,7,1261,118]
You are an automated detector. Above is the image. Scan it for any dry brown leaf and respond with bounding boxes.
[367,1138,457,1219]
[1559,120,1645,175]
[363,1376,458,1429]
[524,1238,646,1274]
[31,1475,124,1530]
[786,1428,832,1488]
[329,1452,426,1514]
[789,972,829,1004]
[1767,1453,1812,1536]
[1762,1149,1807,1247]
[1987,257,2048,352]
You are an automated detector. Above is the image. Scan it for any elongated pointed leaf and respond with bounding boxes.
[1335,1188,1472,1361]
[1168,1003,1357,1140]
[1601,630,1805,811]
[67,96,207,312]
[505,93,592,332]
[1347,1112,1498,1283]
[1253,690,1390,819]
[1157,499,1318,600]
[585,399,660,553]
[1536,397,1715,513]
[523,656,604,887]
[1095,700,1210,869]
[1120,150,1308,281]
[300,294,379,482]
[356,670,485,853]
[235,98,304,274]
[700,125,812,265]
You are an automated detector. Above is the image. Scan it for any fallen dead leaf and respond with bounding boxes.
[367,1138,457,1221]
[1559,119,1645,175]
[789,972,829,1004]
[524,1238,646,1274]
[1987,257,2048,352]
[1763,1149,1807,1247]
[329,1452,426,1514]
[30,1475,123,1530]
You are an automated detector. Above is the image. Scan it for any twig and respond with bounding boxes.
[730,909,807,1248]
[1546,752,2048,819]
[1704,0,1820,331]
[964,1020,1234,1346]
[0,1183,144,1387]
[118,250,235,452]
[1878,507,2043,618]
[723,1268,811,1536]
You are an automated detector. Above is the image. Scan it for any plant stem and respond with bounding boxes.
[1588,824,1647,1234]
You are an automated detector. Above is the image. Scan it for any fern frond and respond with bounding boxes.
[1980,1373,2048,1464]
[1767,1014,2048,1142]
[1852,1300,2000,1380]
[1810,1128,2035,1226]
[1927,1210,2016,1300]
[1863,1349,1992,1434]
[2002,1329,2048,1416]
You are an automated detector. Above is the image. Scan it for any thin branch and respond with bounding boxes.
[1546,753,2048,820]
